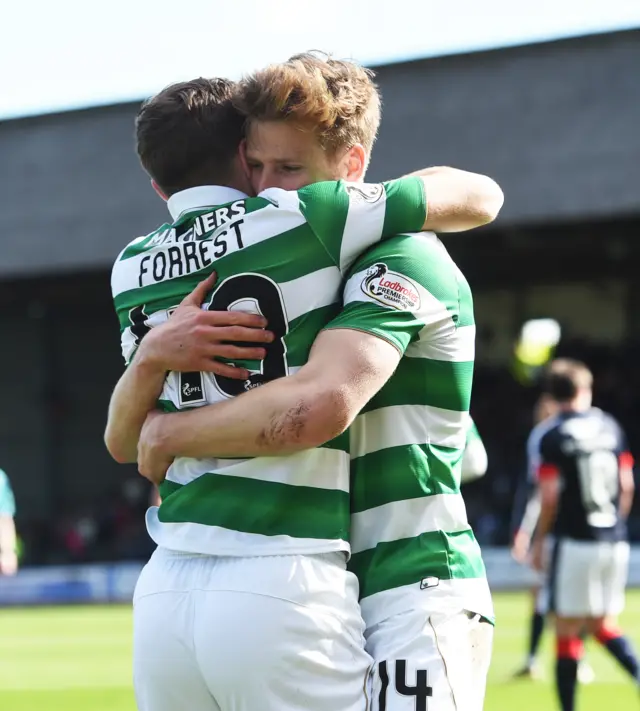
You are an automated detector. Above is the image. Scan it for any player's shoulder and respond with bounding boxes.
[590,406,616,423]
[110,222,173,293]
[351,232,461,297]
[112,222,172,266]
[528,413,562,448]
[262,179,393,208]
[0,468,10,489]
[353,232,449,270]
[590,407,624,434]
[260,180,342,205]
[259,182,349,240]
[563,407,618,433]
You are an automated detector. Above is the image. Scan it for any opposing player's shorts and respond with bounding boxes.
[133,547,372,711]
[366,606,493,711]
[551,538,630,618]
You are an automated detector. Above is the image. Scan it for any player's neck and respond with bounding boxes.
[558,398,591,414]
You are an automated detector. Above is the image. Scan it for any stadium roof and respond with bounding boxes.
[1,29,639,278]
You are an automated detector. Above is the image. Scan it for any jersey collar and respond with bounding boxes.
[167,185,249,221]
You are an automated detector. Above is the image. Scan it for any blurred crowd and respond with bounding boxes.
[17,477,156,567]
[8,337,640,567]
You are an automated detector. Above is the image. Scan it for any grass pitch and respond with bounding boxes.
[1,591,639,710]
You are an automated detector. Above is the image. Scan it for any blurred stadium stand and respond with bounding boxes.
[1,29,639,567]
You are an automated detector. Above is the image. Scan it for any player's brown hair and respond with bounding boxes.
[542,358,593,402]
[135,78,244,197]
[234,51,381,154]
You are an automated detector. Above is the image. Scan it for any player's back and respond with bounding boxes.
[111,179,428,557]
[337,233,493,626]
[539,407,628,541]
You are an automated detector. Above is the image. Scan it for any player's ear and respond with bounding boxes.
[344,144,367,182]
[239,139,250,176]
[151,179,168,202]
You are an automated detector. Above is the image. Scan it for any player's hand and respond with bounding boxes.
[529,539,545,573]
[0,550,18,576]
[137,410,174,485]
[138,272,274,379]
[510,529,531,564]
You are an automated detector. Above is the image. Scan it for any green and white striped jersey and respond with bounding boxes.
[467,419,482,446]
[326,232,493,625]
[111,180,427,557]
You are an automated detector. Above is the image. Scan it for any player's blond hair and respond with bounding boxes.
[233,51,381,154]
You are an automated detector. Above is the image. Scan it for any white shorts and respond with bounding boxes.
[366,607,493,711]
[133,547,372,711]
[551,538,629,618]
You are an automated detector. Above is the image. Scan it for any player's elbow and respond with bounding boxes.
[294,386,354,449]
[106,444,132,465]
[472,177,504,225]
[460,443,489,484]
[460,463,488,484]
[104,429,135,464]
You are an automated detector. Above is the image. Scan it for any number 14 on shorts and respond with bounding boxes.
[375,660,433,711]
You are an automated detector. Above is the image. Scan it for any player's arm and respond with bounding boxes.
[291,169,502,273]
[612,419,636,519]
[529,434,561,571]
[137,235,460,482]
[0,472,18,576]
[532,476,559,569]
[137,328,401,481]
[511,491,541,564]
[105,273,272,463]
[510,428,544,562]
[460,419,488,484]
[618,451,635,519]
[407,166,504,232]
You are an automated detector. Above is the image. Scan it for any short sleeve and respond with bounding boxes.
[295,178,426,274]
[535,431,562,482]
[609,415,631,455]
[460,420,488,483]
[324,232,461,356]
[466,419,481,446]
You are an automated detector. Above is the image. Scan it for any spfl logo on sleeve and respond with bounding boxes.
[361,263,421,311]
[345,183,384,203]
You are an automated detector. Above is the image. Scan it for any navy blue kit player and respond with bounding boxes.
[511,395,594,683]
[529,359,638,711]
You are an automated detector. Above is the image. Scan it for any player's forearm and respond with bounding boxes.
[407,166,504,232]
[149,375,348,460]
[0,516,16,555]
[533,496,556,544]
[104,352,167,463]
[519,492,542,539]
[144,329,399,462]
[619,464,635,519]
[620,486,634,520]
